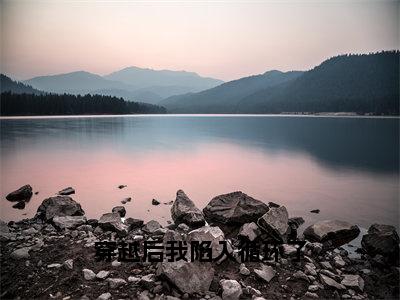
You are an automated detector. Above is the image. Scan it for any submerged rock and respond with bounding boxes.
[361,223,399,264]
[203,191,269,225]
[6,185,33,202]
[152,199,161,205]
[12,201,26,209]
[157,260,215,294]
[310,209,320,214]
[53,216,87,230]
[111,206,126,217]
[35,196,85,222]
[171,190,205,227]
[303,220,360,248]
[58,187,75,196]
[257,206,289,242]
[98,213,128,237]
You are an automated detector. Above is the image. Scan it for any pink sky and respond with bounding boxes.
[1,0,398,81]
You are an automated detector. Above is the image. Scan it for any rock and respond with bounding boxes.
[96,270,110,280]
[239,263,250,276]
[333,255,346,268]
[238,222,261,241]
[254,264,276,282]
[36,196,85,222]
[361,223,399,264]
[281,244,298,257]
[47,263,62,268]
[157,260,215,294]
[171,190,205,227]
[220,279,242,300]
[304,263,317,276]
[107,278,126,289]
[128,276,141,283]
[58,187,75,195]
[318,274,345,290]
[203,191,269,225]
[303,220,360,248]
[310,209,320,214]
[268,201,280,208]
[304,291,319,298]
[187,226,228,259]
[53,216,87,230]
[257,206,289,242]
[63,259,74,270]
[6,184,33,201]
[177,223,190,231]
[288,217,305,228]
[83,268,96,280]
[164,201,174,205]
[111,260,121,267]
[142,220,162,234]
[98,213,128,237]
[341,275,364,292]
[293,270,310,282]
[319,269,340,281]
[139,273,156,289]
[0,220,15,242]
[320,261,333,270]
[11,247,30,259]
[152,199,161,205]
[97,293,112,300]
[12,201,26,209]
[118,185,126,189]
[125,217,144,230]
[308,285,319,292]
[111,206,126,217]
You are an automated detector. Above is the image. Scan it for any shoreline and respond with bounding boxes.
[1,187,399,300]
[1,113,399,120]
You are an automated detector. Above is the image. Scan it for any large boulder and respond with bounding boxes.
[157,260,215,294]
[220,279,242,300]
[171,190,205,227]
[53,216,87,230]
[6,185,33,202]
[98,213,128,237]
[303,220,360,248]
[203,191,269,225]
[35,196,85,222]
[257,206,289,242]
[361,224,399,265]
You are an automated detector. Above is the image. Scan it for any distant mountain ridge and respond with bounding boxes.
[24,67,223,104]
[161,51,399,115]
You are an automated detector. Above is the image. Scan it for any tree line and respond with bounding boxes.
[0,92,166,116]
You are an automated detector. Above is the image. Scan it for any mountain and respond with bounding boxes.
[162,51,399,115]
[160,70,303,113]
[239,51,399,114]
[24,68,223,104]
[104,66,223,94]
[24,71,130,94]
[1,74,42,94]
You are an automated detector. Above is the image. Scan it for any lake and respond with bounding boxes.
[1,115,399,231]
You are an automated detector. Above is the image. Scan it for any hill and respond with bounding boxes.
[160,70,303,113]
[1,74,42,94]
[162,51,399,115]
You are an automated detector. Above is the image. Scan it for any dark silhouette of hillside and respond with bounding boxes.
[0,74,42,94]
[162,51,399,115]
[0,92,166,116]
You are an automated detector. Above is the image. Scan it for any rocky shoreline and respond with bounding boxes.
[1,186,399,300]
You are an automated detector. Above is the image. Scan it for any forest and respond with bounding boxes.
[0,92,166,116]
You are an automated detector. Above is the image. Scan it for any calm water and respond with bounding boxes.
[0,115,399,231]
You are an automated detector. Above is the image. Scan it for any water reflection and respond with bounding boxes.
[0,115,398,229]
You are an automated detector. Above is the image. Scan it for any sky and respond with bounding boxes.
[1,0,399,81]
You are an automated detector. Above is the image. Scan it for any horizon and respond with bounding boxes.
[1,0,398,81]
[3,49,398,83]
